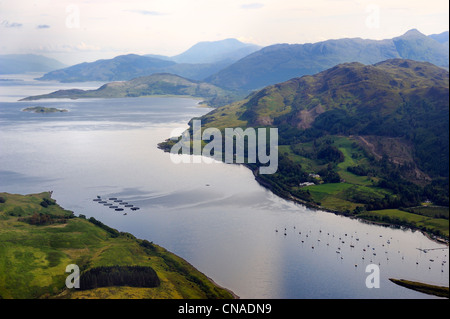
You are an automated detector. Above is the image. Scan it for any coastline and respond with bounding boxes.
[245,164,449,246]
[205,275,240,300]
[157,136,449,246]
[0,191,238,299]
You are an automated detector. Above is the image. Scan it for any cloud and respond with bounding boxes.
[74,42,102,52]
[127,10,166,16]
[37,24,50,29]
[1,20,23,28]
[35,42,102,53]
[241,3,264,10]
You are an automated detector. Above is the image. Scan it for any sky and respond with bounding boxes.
[0,0,448,65]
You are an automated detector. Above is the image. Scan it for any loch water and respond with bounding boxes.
[0,74,448,299]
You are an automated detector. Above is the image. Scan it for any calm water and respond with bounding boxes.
[0,74,448,299]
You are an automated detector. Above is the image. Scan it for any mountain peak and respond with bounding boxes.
[401,28,426,37]
[207,29,449,91]
[171,38,261,64]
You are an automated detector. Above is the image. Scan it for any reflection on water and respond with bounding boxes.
[0,77,448,299]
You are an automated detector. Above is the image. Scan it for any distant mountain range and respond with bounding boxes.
[429,31,449,47]
[207,29,449,91]
[34,30,448,93]
[37,56,233,83]
[0,54,67,74]
[36,39,261,83]
[36,54,177,82]
[168,38,262,64]
[21,73,237,107]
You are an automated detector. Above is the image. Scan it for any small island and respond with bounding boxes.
[23,106,68,113]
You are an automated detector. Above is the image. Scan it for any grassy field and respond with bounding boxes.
[277,136,449,239]
[298,182,388,213]
[334,137,375,186]
[301,183,356,211]
[359,209,449,238]
[0,192,235,299]
[407,206,449,219]
[280,136,391,213]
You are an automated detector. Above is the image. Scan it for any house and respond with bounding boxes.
[299,182,315,187]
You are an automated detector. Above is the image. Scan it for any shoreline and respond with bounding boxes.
[205,276,240,300]
[0,191,238,299]
[245,164,449,246]
[157,137,449,246]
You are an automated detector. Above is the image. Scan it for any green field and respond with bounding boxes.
[407,206,449,219]
[300,182,389,213]
[276,136,449,239]
[359,209,449,238]
[281,136,391,212]
[0,192,235,299]
[302,183,355,211]
[334,137,375,186]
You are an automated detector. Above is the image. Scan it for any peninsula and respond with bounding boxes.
[0,192,235,299]
[20,73,238,107]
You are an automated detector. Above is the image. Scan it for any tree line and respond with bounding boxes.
[79,266,160,290]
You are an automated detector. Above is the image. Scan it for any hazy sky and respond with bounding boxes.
[0,0,448,65]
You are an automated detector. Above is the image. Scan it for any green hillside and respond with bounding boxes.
[0,192,235,299]
[163,59,449,239]
[241,59,448,178]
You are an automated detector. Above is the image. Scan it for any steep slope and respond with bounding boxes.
[206,29,449,91]
[208,59,449,177]
[191,59,449,217]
